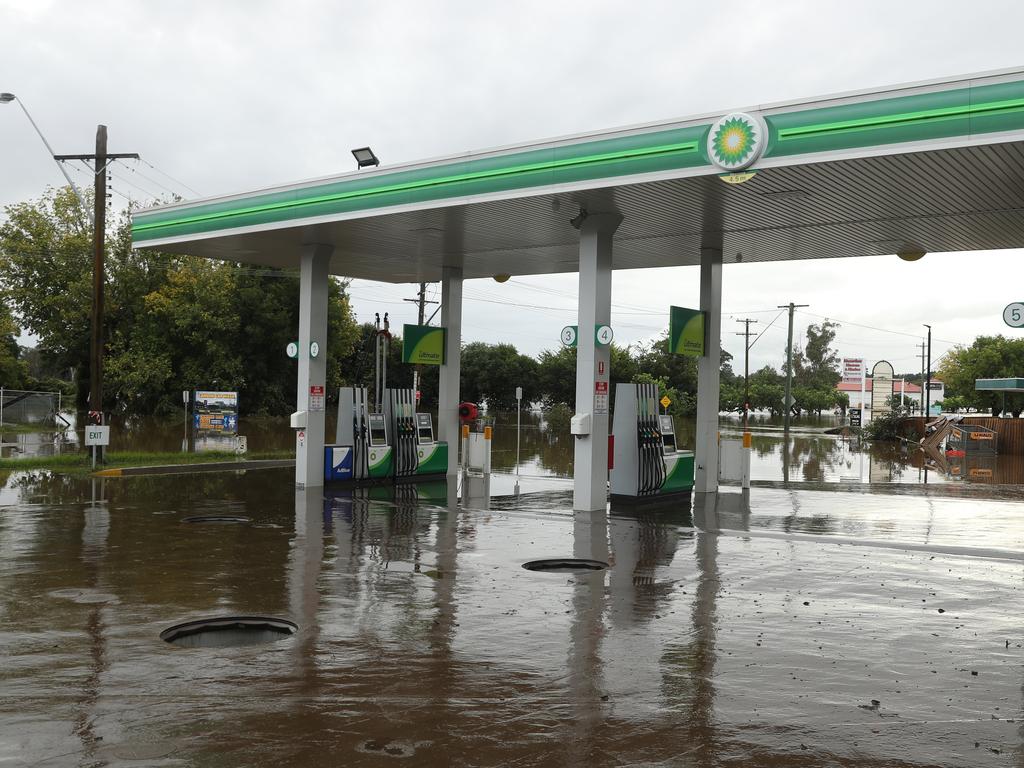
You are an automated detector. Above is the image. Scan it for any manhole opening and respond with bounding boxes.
[160,616,297,648]
[522,558,609,573]
[182,515,251,524]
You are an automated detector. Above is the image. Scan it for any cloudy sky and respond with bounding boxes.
[3,0,1024,378]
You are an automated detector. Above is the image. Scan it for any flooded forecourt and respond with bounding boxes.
[1,413,1022,765]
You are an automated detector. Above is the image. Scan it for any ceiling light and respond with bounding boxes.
[897,248,926,261]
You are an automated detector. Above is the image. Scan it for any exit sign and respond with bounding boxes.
[85,426,110,446]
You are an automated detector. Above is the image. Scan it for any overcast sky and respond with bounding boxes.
[3,0,1024,377]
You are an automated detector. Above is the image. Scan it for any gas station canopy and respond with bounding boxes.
[132,67,1024,281]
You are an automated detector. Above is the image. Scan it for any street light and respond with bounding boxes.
[351,146,379,169]
[0,91,90,223]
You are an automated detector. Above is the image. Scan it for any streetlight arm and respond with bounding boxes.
[6,96,92,226]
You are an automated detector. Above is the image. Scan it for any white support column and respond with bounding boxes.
[573,213,622,512]
[695,246,723,494]
[294,243,333,489]
[438,266,463,476]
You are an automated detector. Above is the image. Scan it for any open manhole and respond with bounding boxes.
[160,616,297,648]
[181,515,251,524]
[522,558,609,573]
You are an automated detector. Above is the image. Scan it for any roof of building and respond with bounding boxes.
[837,379,944,393]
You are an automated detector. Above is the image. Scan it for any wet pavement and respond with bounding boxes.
[1,468,1021,767]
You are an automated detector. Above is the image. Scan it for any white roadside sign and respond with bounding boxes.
[85,426,110,447]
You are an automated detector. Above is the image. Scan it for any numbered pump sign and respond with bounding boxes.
[1004,302,1024,328]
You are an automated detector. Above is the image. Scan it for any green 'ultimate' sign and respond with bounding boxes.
[402,324,446,365]
[669,306,705,357]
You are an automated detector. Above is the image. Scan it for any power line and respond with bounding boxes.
[797,309,965,347]
[137,157,201,197]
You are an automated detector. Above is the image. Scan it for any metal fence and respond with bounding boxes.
[0,388,63,427]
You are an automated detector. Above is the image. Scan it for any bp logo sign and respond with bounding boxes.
[707,112,766,171]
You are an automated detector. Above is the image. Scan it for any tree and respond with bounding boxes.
[0,303,28,388]
[939,335,1024,416]
[535,343,637,410]
[460,342,539,410]
[2,187,363,417]
[0,187,93,400]
[748,366,785,416]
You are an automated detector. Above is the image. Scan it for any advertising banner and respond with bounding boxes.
[669,306,705,357]
[842,358,864,382]
[402,324,446,365]
[193,390,239,434]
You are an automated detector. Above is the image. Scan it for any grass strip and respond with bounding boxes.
[0,449,294,474]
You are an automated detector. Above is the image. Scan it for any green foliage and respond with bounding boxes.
[941,395,967,413]
[544,402,572,435]
[747,366,785,416]
[864,406,916,442]
[0,302,28,388]
[1,187,362,416]
[535,343,638,410]
[0,187,93,392]
[459,342,539,410]
[776,321,845,417]
[939,335,1024,416]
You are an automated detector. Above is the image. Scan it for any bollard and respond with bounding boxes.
[741,431,752,489]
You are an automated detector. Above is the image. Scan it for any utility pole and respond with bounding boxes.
[734,318,759,430]
[403,282,437,403]
[918,342,926,414]
[778,303,809,434]
[55,127,138,451]
[923,324,932,418]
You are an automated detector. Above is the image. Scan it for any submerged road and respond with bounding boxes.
[0,468,1020,766]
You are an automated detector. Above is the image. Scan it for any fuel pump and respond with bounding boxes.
[384,387,448,481]
[326,386,394,482]
[385,388,418,478]
[610,382,693,503]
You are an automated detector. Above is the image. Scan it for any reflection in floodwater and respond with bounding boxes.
[8,411,1024,490]
[0,466,1022,765]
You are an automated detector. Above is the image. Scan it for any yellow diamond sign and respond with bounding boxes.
[660,395,671,409]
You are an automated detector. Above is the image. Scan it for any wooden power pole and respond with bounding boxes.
[56,126,138,436]
[735,318,759,430]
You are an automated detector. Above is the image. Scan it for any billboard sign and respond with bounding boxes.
[842,358,864,382]
[870,361,894,415]
[669,306,705,357]
[193,390,239,434]
[402,324,446,365]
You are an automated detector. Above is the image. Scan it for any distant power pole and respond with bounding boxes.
[918,342,927,414]
[924,324,933,418]
[55,126,138,443]
[735,318,759,430]
[778,303,809,434]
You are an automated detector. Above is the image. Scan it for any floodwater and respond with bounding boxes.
[1,467,1021,766]
[6,409,1024,487]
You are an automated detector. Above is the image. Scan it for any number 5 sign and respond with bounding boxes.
[1004,302,1024,328]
